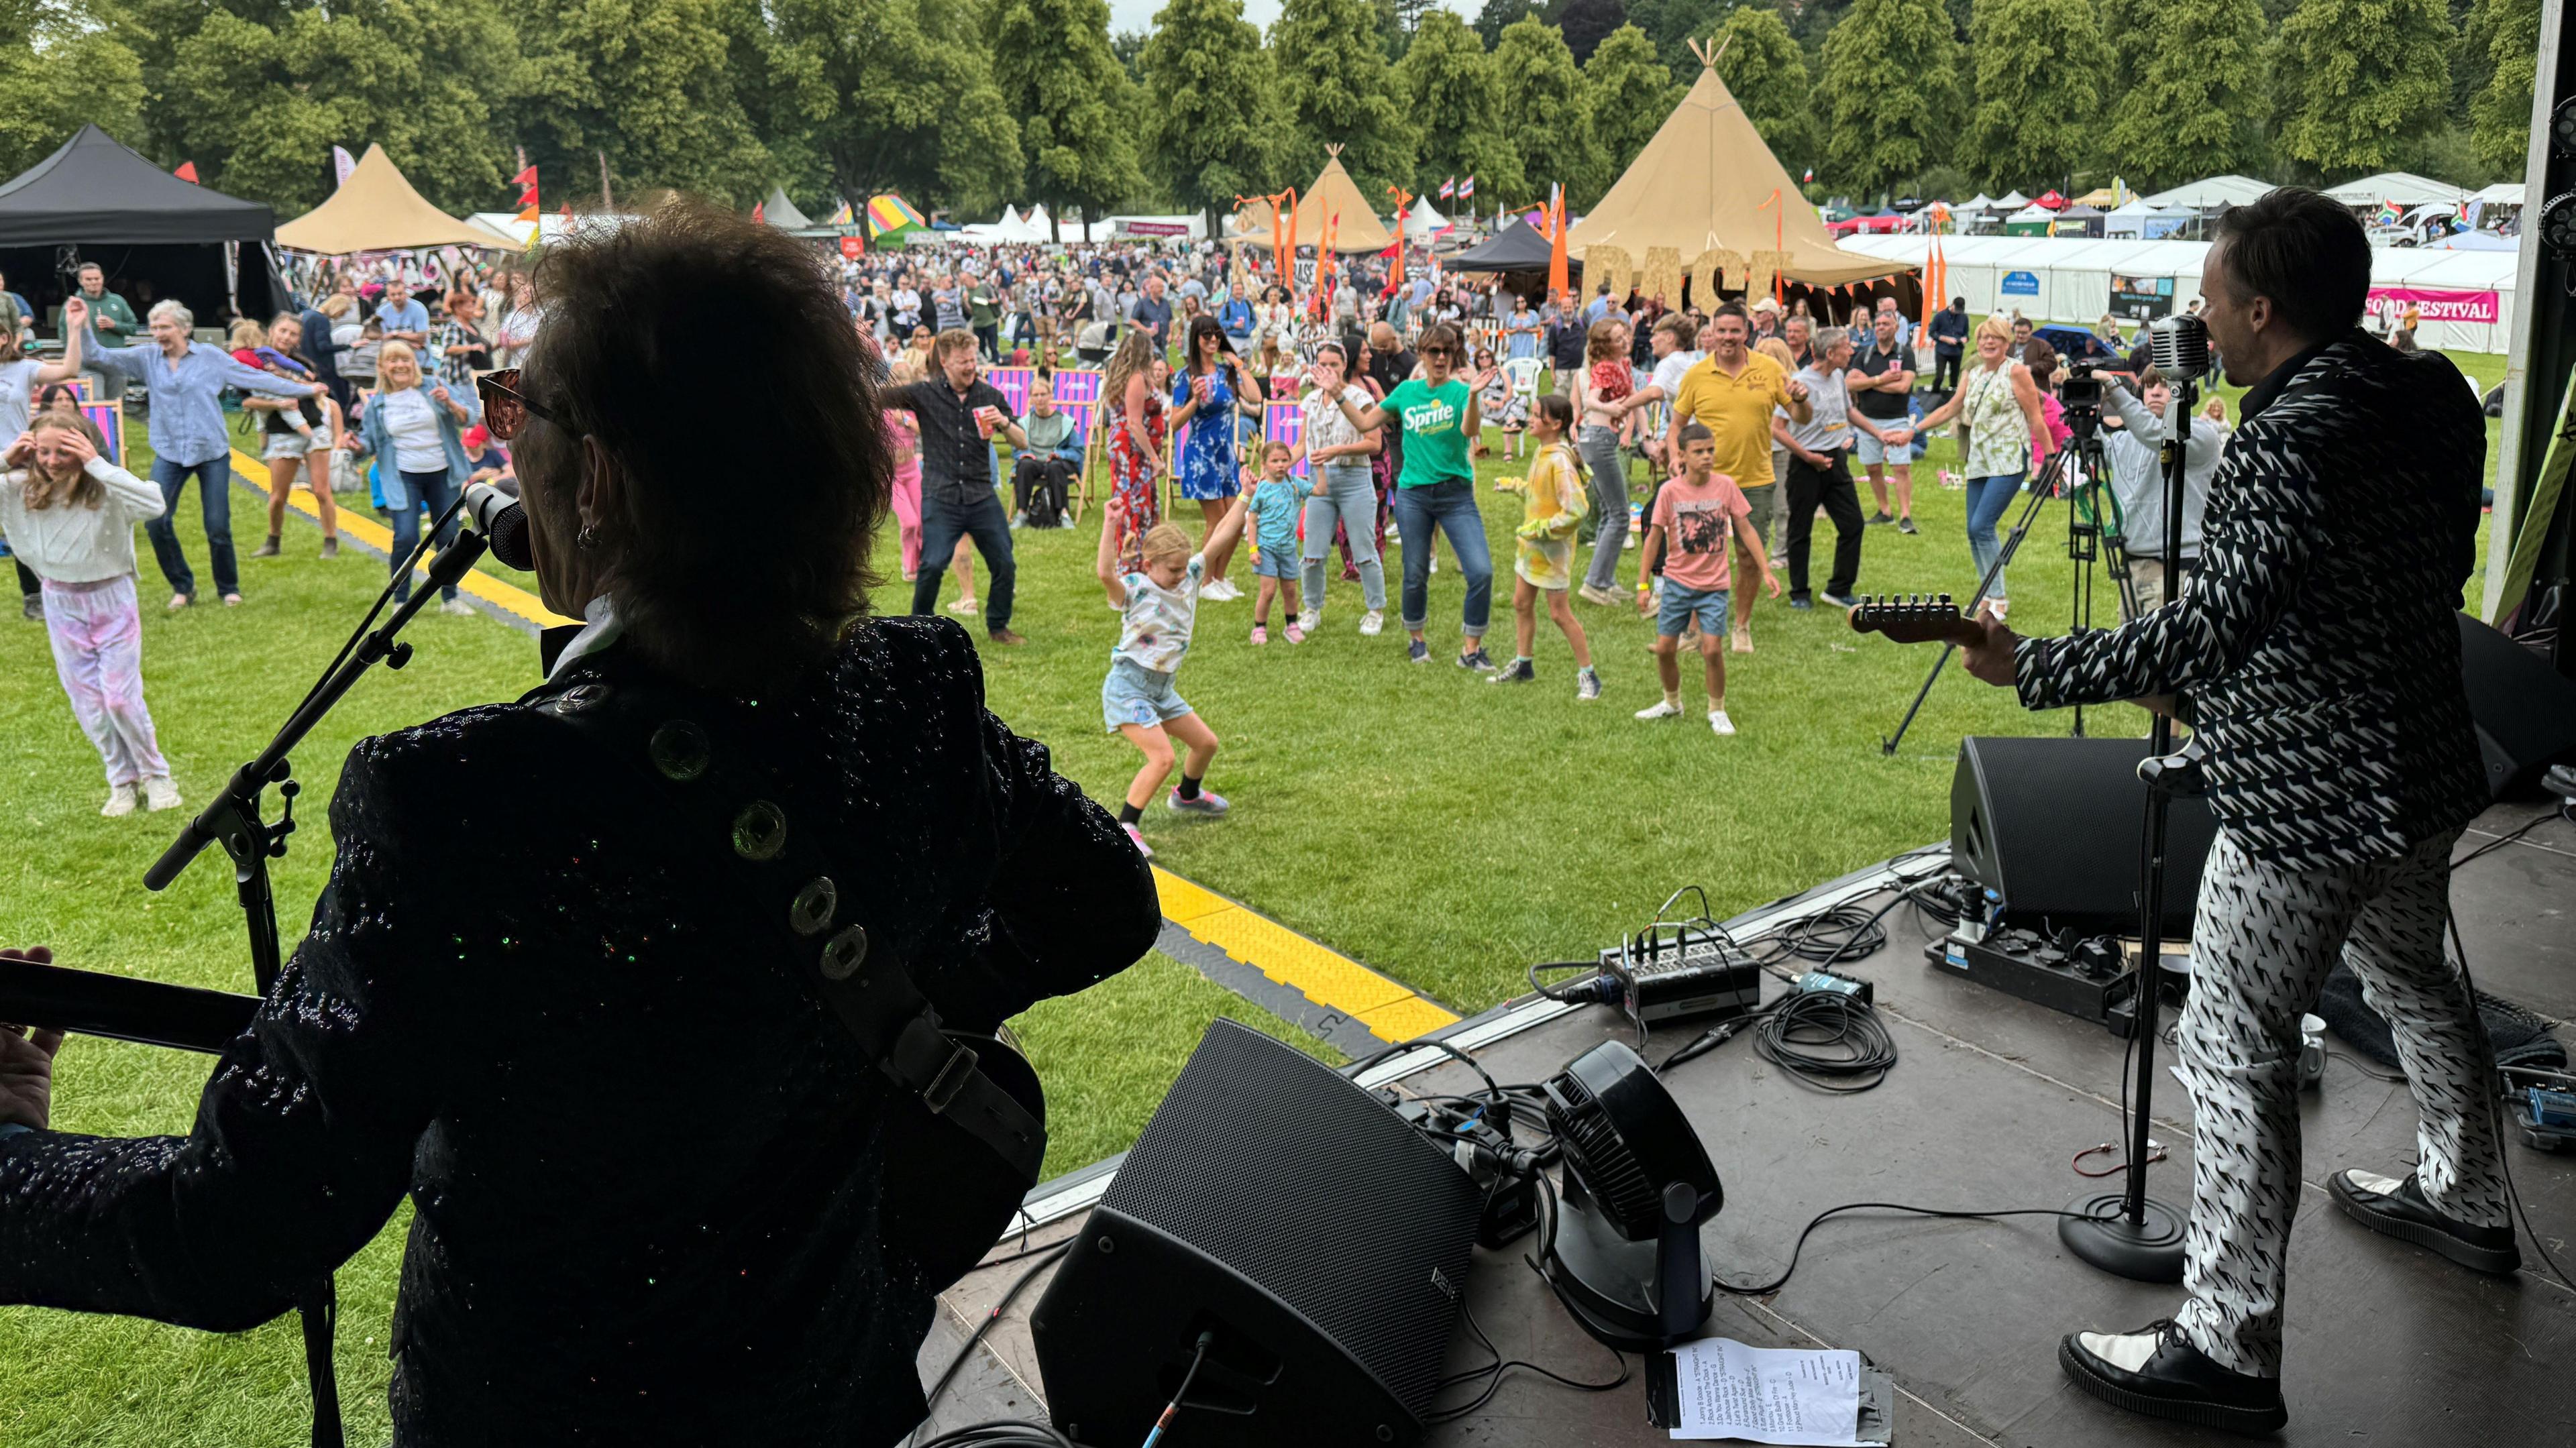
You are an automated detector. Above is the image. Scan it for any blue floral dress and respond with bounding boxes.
[1171,365,1244,502]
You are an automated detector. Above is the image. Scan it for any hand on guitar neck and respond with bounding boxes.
[1846,594,2023,685]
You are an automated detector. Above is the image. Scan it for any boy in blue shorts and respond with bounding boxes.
[1241,441,1305,643]
[1095,494,1250,856]
[1634,422,1779,736]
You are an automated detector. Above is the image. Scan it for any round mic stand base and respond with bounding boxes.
[2057,1190,2188,1283]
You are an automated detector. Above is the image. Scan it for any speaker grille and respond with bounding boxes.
[1100,1020,1483,1416]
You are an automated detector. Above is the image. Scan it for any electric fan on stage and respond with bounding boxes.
[1540,1041,1723,1350]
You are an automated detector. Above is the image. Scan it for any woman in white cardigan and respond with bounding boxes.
[0,412,176,815]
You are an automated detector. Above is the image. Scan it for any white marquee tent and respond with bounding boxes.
[2142,174,2275,211]
[1401,195,1449,239]
[2104,200,2189,239]
[2325,172,2471,208]
[1835,233,2522,352]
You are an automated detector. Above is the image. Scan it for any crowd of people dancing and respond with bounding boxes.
[4,226,2229,838]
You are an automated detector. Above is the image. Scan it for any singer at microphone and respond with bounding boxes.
[1960,188,2504,1435]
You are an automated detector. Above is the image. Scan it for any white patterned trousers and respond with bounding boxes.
[2171,826,2509,1376]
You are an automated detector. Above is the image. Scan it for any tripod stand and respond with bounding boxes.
[144,496,493,1448]
[1878,418,2123,756]
[2057,364,2203,1283]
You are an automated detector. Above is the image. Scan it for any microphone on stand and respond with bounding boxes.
[464,482,533,570]
[2147,314,2211,384]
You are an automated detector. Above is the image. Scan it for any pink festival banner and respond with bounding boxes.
[2367,286,2500,325]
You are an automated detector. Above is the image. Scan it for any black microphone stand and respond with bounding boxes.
[2057,369,2196,1282]
[143,502,490,1448]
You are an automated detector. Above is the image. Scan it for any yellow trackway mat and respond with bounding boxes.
[242,452,1451,1047]
[232,449,578,628]
[1150,868,1457,1045]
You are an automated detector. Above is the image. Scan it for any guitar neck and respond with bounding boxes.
[0,956,260,1054]
[1847,594,1986,649]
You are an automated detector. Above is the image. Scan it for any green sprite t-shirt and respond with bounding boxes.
[1383,378,1474,489]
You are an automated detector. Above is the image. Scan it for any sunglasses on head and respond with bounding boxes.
[473,369,561,442]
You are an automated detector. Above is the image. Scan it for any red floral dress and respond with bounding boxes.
[1108,386,1165,552]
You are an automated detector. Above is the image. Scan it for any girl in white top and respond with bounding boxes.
[0,412,178,815]
[1290,340,1386,636]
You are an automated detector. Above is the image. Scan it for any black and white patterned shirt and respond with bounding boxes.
[2015,330,2488,867]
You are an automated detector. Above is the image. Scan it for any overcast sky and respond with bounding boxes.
[1107,0,1478,37]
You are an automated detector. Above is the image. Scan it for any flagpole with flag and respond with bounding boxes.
[513,163,541,249]
[1385,185,1412,297]
[1758,187,1784,304]
[1545,183,1569,302]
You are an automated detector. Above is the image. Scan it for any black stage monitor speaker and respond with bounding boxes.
[1951,736,2219,938]
[1030,1019,1484,1447]
[2455,612,2576,798]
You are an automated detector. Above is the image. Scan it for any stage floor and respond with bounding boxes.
[919,799,2576,1446]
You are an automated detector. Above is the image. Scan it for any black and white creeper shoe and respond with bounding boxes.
[2330,1168,2520,1274]
[2058,1319,2287,1437]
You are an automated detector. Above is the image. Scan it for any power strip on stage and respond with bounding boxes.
[1926,926,2169,1038]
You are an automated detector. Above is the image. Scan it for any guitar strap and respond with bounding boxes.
[526,671,1046,1186]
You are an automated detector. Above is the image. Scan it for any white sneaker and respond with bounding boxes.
[1635,700,1684,721]
[101,782,140,817]
[1709,710,1737,736]
[1296,608,1320,634]
[439,598,474,616]
[144,777,182,810]
[1359,610,1384,636]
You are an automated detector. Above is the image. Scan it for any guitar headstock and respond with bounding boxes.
[1847,593,1985,647]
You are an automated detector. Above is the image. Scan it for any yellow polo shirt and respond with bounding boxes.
[1672,351,1799,490]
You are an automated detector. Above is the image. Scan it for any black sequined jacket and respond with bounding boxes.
[0,616,1161,1444]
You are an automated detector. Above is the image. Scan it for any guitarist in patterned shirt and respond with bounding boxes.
[1961,186,2508,1437]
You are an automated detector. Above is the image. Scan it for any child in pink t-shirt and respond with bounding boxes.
[1633,421,1779,736]
[882,357,926,579]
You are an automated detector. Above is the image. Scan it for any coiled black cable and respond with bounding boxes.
[1752,990,1898,1093]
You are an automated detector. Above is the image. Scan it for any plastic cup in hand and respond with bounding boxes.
[974,406,998,440]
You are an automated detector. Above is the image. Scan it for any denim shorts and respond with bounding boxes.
[1253,546,1299,580]
[1103,656,1194,733]
[1656,581,1731,637]
[1855,430,1917,466]
[263,430,319,461]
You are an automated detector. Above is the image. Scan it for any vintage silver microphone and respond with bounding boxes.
[2147,313,2212,384]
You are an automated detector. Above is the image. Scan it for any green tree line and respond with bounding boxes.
[0,0,2542,232]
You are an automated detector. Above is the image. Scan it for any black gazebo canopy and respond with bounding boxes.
[1444,222,1570,274]
[0,124,274,245]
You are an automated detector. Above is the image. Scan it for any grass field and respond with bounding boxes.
[0,347,2505,1444]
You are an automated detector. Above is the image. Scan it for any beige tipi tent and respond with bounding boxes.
[275,144,506,254]
[1566,54,1902,295]
[1230,148,1397,254]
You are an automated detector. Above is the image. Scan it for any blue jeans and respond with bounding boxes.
[1576,425,1627,592]
[1390,478,1492,639]
[386,467,463,603]
[146,455,236,600]
[1964,472,2022,601]
[912,488,1016,634]
[1301,463,1386,612]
